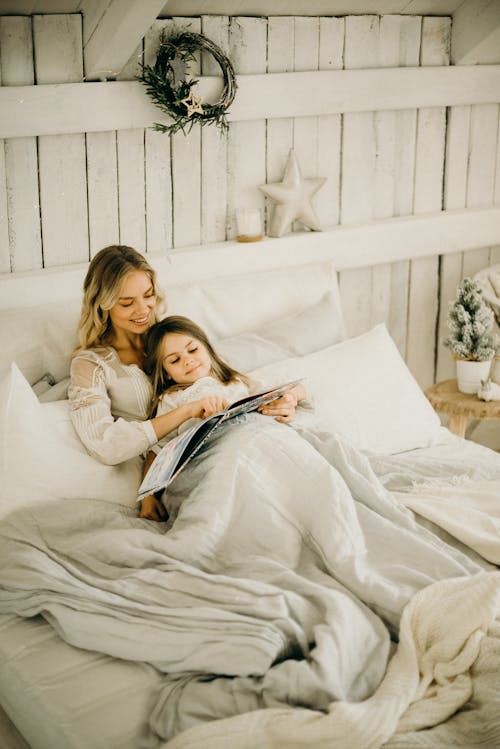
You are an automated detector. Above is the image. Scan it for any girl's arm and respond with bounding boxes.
[149,395,229,440]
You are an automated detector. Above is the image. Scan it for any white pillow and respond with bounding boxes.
[216,290,346,372]
[0,363,142,518]
[249,324,442,455]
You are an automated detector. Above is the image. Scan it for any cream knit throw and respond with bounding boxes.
[165,572,500,749]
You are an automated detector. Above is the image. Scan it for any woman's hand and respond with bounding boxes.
[189,396,229,419]
[139,494,168,521]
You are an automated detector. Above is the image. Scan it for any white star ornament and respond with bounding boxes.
[259,150,326,238]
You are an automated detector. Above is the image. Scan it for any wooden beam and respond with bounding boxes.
[0,64,500,138]
[83,0,165,81]
[452,0,500,65]
[1,206,499,308]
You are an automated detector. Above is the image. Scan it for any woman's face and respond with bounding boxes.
[161,333,212,385]
[108,271,156,338]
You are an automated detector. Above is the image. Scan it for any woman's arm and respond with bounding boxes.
[69,354,158,465]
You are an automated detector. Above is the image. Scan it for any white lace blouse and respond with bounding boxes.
[68,347,158,465]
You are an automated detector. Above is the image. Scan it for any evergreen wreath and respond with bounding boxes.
[138,29,237,136]
[444,277,498,361]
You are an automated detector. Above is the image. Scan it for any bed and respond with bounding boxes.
[0,250,499,749]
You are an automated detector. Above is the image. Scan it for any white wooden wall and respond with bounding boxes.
[0,13,500,389]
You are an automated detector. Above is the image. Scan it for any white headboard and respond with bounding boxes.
[0,242,343,385]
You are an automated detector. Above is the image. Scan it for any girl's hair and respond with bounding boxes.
[74,245,166,353]
[143,315,249,414]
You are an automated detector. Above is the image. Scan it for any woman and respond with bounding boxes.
[68,245,297,520]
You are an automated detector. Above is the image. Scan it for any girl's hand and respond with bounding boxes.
[259,391,298,423]
[189,396,229,419]
[139,494,168,521]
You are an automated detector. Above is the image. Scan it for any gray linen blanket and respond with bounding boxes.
[0,415,497,744]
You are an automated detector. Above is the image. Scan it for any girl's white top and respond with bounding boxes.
[156,376,249,442]
[68,347,158,465]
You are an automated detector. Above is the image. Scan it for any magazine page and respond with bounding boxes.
[137,415,222,499]
[137,379,302,500]
[223,378,303,420]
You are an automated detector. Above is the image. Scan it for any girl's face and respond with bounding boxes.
[161,333,212,385]
[108,271,156,338]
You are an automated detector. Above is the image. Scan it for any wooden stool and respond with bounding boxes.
[425,379,500,438]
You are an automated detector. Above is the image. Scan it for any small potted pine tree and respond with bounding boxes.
[444,277,498,393]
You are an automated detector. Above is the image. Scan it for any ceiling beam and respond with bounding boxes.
[83,0,166,81]
[1,65,500,139]
[452,0,500,64]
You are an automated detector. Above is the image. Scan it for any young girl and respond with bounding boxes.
[140,315,307,519]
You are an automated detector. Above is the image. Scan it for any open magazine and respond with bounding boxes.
[138,379,302,500]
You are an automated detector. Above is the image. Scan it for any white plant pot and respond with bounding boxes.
[455,358,492,394]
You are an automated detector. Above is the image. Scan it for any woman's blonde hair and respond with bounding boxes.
[74,245,166,353]
[143,316,249,416]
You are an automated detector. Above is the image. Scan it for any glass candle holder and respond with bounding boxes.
[236,208,263,242]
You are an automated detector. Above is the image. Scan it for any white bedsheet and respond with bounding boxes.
[369,431,500,565]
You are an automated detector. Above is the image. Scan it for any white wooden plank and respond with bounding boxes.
[115,28,145,250]
[452,0,500,65]
[35,14,88,266]
[0,48,6,272]
[387,15,421,356]
[86,130,119,255]
[83,0,165,81]
[315,16,343,228]
[117,128,146,250]
[407,16,450,389]
[3,207,500,311]
[372,16,402,332]
[293,17,319,233]
[226,17,267,240]
[143,21,171,254]
[3,65,500,139]
[464,102,499,306]
[167,17,202,249]
[490,111,500,278]
[436,106,470,382]
[462,102,499,276]
[200,14,229,244]
[495,109,500,206]
[339,15,379,338]
[265,16,294,233]
[0,141,8,272]
[86,10,128,254]
[467,103,498,208]
[80,0,110,45]
[0,16,42,272]
[462,247,491,279]
[116,41,143,81]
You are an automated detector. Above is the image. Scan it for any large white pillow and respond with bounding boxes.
[216,290,346,372]
[0,363,142,519]
[249,324,442,455]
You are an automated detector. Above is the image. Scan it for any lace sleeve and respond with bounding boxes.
[68,354,157,465]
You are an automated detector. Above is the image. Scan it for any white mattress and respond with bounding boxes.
[0,614,163,749]
[0,431,497,749]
